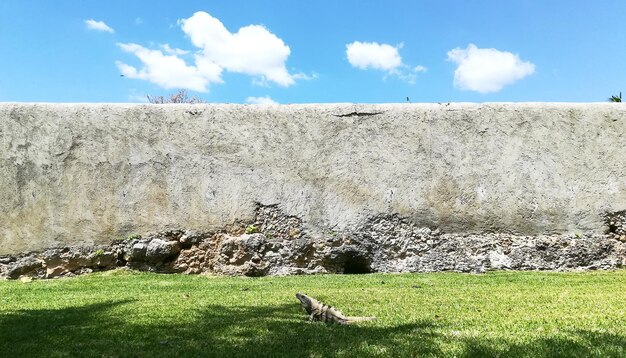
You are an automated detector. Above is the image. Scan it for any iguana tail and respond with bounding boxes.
[345,316,377,324]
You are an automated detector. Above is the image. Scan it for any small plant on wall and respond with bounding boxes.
[608,92,622,102]
[245,225,258,234]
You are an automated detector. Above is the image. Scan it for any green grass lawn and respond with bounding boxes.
[1,270,625,357]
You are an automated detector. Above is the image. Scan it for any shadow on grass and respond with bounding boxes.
[0,299,439,357]
[0,300,136,357]
[0,300,624,357]
[459,331,626,358]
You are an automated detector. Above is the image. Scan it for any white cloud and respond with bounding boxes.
[346,41,403,71]
[447,44,535,93]
[117,11,310,92]
[245,96,279,105]
[346,41,426,84]
[85,19,114,33]
[116,43,222,92]
[180,11,301,87]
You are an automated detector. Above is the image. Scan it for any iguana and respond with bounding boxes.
[295,293,376,325]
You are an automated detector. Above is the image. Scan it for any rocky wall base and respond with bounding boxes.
[2,207,625,280]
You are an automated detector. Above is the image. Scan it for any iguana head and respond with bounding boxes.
[295,293,313,314]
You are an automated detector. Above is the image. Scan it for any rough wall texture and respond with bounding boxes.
[2,205,624,280]
[1,103,625,256]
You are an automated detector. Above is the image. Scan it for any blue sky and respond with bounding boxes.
[1,1,625,103]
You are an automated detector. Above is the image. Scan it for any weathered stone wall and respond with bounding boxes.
[2,205,624,279]
[1,103,625,258]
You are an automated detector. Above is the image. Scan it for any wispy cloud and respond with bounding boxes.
[85,19,114,33]
[160,44,190,56]
[127,89,148,103]
[346,41,426,84]
[245,96,279,105]
[447,44,535,93]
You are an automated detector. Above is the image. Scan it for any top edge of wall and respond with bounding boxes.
[0,102,623,108]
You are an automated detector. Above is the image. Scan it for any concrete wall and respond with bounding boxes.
[1,103,625,255]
